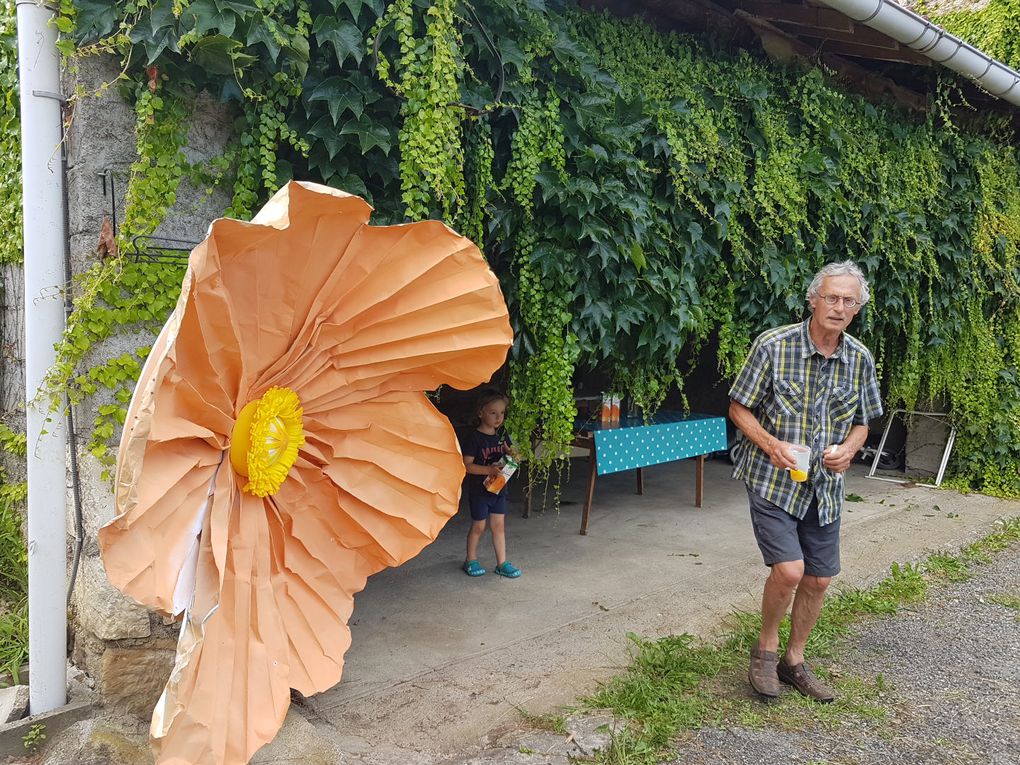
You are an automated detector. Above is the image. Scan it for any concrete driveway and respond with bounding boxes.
[286,458,1018,764]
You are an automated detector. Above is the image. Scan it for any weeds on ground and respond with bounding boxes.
[962,516,1020,562]
[577,516,1020,765]
[0,475,28,683]
[924,553,972,583]
[513,705,568,734]
[22,722,45,751]
[0,600,27,683]
[987,592,1020,620]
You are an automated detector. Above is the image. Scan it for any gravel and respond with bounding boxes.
[665,544,1020,765]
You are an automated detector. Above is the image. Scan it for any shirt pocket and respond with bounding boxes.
[830,385,860,425]
[774,378,804,417]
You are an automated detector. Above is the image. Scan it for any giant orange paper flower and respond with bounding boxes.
[99,182,512,765]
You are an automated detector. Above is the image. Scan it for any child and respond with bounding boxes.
[459,389,522,578]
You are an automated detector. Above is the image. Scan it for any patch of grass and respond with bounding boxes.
[0,482,28,596]
[987,592,1020,621]
[580,520,1019,765]
[584,633,728,758]
[924,552,972,583]
[0,600,27,682]
[0,478,27,684]
[962,516,1020,563]
[514,706,568,734]
[925,517,1020,578]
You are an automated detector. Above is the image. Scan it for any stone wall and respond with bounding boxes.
[0,261,25,475]
[63,53,233,715]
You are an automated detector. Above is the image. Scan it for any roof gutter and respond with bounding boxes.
[816,0,1020,107]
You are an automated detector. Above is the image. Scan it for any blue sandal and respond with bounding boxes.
[463,559,486,577]
[494,561,521,578]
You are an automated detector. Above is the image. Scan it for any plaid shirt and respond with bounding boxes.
[729,318,883,526]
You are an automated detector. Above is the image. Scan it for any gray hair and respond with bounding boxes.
[806,260,870,305]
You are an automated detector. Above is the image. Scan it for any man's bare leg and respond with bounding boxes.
[784,574,831,665]
[758,560,804,651]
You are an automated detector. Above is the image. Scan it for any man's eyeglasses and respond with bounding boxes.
[818,294,860,308]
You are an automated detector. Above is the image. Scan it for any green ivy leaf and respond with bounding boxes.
[246,20,281,62]
[628,241,646,272]
[72,0,118,43]
[306,113,346,159]
[308,76,366,123]
[339,115,392,155]
[331,0,384,21]
[189,35,254,75]
[181,0,237,40]
[312,17,364,68]
[129,7,181,64]
[215,0,258,13]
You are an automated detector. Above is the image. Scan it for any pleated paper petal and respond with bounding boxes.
[99,181,513,765]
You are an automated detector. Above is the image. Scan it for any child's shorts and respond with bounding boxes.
[469,491,507,521]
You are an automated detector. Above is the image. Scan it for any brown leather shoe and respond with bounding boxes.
[777,658,835,702]
[748,644,780,698]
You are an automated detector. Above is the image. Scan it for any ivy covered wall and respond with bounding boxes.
[926,0,1020,70]
[6,0,1020,498]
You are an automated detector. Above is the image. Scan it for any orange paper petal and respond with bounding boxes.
[100,181,512,765]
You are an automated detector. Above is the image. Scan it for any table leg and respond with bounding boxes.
[522,461,531,518]
[636,467,644,495]
[580,446,597,535]
[695,454,705,508]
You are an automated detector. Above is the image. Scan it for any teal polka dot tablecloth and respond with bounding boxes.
[585,412,728,476]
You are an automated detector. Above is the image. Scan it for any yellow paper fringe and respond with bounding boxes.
[244,386,305,497]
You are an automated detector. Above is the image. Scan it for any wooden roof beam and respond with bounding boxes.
[737,1,853,32]
[733,8,929,111]
[790,23,931,54]
[802,39,934,66]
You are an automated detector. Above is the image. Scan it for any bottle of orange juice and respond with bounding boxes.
[484,456,519,493]
[610,395,621,424]
[601,394,612,425]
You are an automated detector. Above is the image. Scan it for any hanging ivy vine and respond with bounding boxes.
[375,0,465,221]
[0,0,19,269]
[11,0,1019,498]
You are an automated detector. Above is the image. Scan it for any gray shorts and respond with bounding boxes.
[747,487,841,577]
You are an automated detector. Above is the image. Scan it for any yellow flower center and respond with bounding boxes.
[229,386,305,497]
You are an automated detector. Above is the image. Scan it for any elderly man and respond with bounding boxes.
[728,260,882,702]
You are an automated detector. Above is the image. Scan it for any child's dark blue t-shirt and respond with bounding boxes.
[459,427,512,496]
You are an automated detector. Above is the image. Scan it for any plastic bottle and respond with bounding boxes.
[484,456,519,494]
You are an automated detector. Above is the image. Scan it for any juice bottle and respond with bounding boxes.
[484,456,519,493]
[610,395,621,424]
[601,394,612,425]
[485,473,507,492]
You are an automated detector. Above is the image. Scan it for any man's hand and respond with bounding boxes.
[488,464,502,477]
[765,438,799,471]
[822,443,854,473]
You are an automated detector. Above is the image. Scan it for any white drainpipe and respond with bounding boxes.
[17,0,68,714]
[817,0,1020,106]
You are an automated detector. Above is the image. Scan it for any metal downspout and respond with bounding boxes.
[16,0,69,714]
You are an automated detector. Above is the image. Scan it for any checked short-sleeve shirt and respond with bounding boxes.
[729,318,883,526]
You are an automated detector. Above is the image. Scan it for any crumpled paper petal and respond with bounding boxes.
[99,181,513,765]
